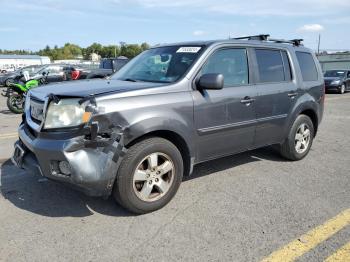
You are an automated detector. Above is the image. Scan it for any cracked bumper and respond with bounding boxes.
[13,123,123,197]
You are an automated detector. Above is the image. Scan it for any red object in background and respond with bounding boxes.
[71,70,81,80]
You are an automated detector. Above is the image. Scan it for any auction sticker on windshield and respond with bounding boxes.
[176,47,201,53]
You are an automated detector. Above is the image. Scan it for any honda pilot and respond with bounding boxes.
[12,35,325,214]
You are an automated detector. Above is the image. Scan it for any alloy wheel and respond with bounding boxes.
[294,123,311,154]
[132,152,175,202]
[340,85,345,94]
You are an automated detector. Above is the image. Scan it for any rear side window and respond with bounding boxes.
[201,48,249,87]
[281,51,292,81]
[295,52,318,81]
[255,49,285,83]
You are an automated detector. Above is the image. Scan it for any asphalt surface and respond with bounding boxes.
[0,90,349,262]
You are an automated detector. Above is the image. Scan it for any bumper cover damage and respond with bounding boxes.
[13,123,127,197]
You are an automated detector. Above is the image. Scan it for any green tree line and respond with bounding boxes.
[0,42,150,60]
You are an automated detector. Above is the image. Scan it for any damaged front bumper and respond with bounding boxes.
[12,123,126,197]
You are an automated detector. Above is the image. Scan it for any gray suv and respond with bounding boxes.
[12,35,325,214]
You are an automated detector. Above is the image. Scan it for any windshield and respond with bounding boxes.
[112,45,205,83]
[324,70,345,78]
[34,66,50,75]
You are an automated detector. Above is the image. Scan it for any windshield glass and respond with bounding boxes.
[324,70,345,77]
[112,45,205,83]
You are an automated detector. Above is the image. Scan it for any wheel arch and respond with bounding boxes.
[299,108,319,136]
[125,129,192,177]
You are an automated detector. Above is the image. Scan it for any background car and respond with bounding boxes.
[324,69,350,94]
[0,65,43,86]
[63,65,91,81]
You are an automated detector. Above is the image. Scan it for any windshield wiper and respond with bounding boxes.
[122,78,138,82]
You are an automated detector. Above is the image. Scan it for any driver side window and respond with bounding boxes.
[201,48,249,87]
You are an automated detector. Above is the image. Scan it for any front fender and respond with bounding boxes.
[124,116,195,157]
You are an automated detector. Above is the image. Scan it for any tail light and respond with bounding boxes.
[71,70,81,80]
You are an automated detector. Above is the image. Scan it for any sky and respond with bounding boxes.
[0,0,349,51]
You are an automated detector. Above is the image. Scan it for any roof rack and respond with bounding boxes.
[233,34,303,46]
[234,34,270,41]
[269,38,303,46]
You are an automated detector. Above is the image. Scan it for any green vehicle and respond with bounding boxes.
[5,72,48,114]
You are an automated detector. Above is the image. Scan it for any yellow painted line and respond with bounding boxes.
[0,135,17,140]
[324,241,350,262]
[0,132,17,138]
[261,209,350,262]
[0,132,18,140]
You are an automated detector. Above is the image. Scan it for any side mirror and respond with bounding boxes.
[197,73,224,90]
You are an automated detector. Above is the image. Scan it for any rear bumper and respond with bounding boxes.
[13,123,124,197]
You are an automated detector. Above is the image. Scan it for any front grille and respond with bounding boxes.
[29,97,45,125]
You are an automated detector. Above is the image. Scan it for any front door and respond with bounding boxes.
[193,48,257,162]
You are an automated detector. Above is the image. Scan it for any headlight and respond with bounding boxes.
[44,98,92,129]
[331,80,341,85]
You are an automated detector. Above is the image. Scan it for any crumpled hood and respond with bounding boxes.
[29,78,164,101]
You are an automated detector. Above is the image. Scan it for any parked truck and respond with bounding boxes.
[86,56,129,79]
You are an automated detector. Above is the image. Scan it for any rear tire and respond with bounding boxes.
[113,137,183,214]
[279,115,314,161]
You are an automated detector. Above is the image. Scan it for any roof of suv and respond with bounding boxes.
[154,38,313,52]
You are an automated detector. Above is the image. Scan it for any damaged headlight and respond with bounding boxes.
[44,98,92,129]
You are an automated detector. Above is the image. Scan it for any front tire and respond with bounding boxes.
[113,137,184,214]
[7,94,24,114]
[5,78,14,87]
[339,84,346,94]
[279,115,314,161]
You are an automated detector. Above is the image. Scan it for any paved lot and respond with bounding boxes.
[0,89,20,161]
[0,90,349,261]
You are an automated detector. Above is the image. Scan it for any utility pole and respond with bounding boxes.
[317,34,321,55]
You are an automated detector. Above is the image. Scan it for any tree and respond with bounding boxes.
[0,42,150,60]
[101,45,120,58]
[120,44,143,58]
[141,42,150,51]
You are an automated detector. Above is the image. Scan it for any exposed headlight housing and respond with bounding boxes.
[331,80,341,85]
[44,98,92,129]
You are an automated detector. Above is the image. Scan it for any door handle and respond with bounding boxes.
[288,92,298,98]
[240,96,255,105]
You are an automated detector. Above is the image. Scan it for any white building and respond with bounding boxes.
[0,55,50,71]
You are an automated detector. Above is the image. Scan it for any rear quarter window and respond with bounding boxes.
[281,51,292,81]
[295,52,318,81]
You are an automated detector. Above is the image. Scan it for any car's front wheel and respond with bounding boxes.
[113,137,184,214]
[279,114,314,161]
[5,78,14,87]
[339,84,346,94]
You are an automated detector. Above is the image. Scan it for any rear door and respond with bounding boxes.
[193,47,257,161]
[252,48,298,147]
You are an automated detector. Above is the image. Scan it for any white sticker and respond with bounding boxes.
[176,47,201,53]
